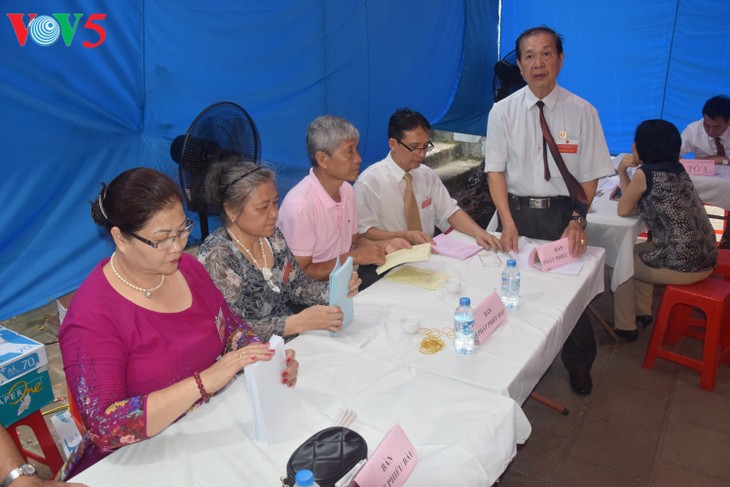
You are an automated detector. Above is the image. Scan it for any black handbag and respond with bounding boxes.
[282,427,368,487]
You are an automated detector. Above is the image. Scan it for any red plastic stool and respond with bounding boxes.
[643,278,730,391]
[713,249,730,281]
[66,385,85,435]
[6,409,64,477]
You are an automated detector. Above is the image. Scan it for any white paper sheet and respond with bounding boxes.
[243,335,294,443]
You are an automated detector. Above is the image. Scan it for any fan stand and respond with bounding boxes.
[197,212,210,241]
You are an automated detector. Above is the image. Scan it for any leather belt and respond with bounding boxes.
[508,194,571,210]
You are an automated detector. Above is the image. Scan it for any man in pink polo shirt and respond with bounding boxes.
[278,115,408,281]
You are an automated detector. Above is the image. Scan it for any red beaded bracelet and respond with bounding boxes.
[193,371,210,403]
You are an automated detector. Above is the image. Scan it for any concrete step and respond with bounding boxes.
[423,141,459,170]
[433,157,483,196]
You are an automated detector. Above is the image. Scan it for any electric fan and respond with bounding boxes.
[170,101,261,239]
[492,49,526,103]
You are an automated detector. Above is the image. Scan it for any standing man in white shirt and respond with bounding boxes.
[485,26,615,395]
[680,95,730,165]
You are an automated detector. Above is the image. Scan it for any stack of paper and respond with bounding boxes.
[432,233,482,260]
[244,335,294,443]
[328,256,354,335]
[383,265,449,290]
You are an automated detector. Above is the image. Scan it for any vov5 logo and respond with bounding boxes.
[6,13,106,48]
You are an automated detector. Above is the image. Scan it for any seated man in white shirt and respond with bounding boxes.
[680,95,730,165]
[680,95,730,248]
[354,108,500,251]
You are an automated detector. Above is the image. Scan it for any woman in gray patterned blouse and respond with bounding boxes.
[198,159,360,341]
[612,119,717,342]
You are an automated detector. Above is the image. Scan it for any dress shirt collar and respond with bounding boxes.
[308,167,344,209]
[384,152,408,181]
[524,83,561,111]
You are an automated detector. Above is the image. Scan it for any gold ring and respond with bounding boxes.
[580,239,585,245]
[238,352,245,359]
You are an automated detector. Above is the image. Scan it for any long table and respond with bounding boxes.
[586,180,644,292]
[330,232,605,404]
[72,338,530,486]
[72,233,607,486]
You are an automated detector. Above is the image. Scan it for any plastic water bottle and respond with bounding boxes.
[501,259,520,309]
[294,469,320,487]
[454,297,475,355]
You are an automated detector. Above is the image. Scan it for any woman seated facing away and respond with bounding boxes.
[197,160,360,341]
[613,119,718,342]
[59,168,299,479]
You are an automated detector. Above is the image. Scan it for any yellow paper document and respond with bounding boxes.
[383,265,449,289]
[376,243,431,275]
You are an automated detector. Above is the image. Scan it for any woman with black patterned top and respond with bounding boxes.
[612,119,717,342]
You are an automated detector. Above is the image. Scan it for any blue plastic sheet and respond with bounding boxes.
[0,0,490,318]
[2,0,729,319]
[500,0,730,151]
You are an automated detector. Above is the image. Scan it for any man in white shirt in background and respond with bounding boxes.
[680,95,730,164]
[681,95,730,248]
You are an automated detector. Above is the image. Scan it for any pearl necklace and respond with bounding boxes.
[109,252,165,298]
[228,228,281,293]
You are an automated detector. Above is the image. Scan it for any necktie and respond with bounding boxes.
[403,172,422,232]
[536,101,588,204]
[715,137,726,157]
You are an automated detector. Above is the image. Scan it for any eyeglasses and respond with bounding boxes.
[129,218,194,250]
[396,138,434,154]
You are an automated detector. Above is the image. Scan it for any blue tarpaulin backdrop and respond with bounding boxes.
[1,1,728,319]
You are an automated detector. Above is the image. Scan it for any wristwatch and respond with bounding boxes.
[722,158,729,166]
[571,214,587,230]
[1,464,36,487]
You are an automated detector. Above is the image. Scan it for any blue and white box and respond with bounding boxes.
[0,326,53,427]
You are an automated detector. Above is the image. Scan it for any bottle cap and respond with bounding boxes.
[459,297,470,306]
[507,258,516,267]
[295,469,315,486]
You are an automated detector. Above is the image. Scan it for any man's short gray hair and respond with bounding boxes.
[306,115,359,166]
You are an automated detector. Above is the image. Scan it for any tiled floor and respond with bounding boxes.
[3,272,729,486]
[499,276,730,487]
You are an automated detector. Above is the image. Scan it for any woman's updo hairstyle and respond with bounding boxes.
[204,157,275,228]
[91,167,183,236]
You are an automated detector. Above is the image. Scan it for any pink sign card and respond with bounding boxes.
[528,237,576,271]
[473,291,506,345]
[354,424,417,487]
[680,158,715,176]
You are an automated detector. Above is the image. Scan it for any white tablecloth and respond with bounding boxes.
[691,165,730,210]
[72,231,607,486]
[73,337,530,486]
[329,232,605,404]
[587,178,644,291]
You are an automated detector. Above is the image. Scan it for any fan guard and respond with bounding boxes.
[171,101,261,238]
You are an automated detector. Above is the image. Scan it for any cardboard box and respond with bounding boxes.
[0,326,48,385]
[0,326,53,427]
[0,367,55,427]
